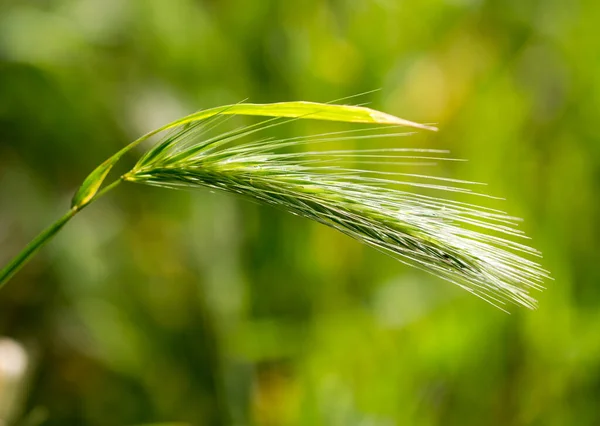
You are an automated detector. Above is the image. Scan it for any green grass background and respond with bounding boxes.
[0,0,598,425]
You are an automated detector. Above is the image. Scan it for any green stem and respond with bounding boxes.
[0,178,123,289]
[92,178,123,203]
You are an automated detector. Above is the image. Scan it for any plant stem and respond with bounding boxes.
[0,209,77,289]
[0,178,123,289]
[90,178,122,205]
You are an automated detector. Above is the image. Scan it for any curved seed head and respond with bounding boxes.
[125,110,548,310]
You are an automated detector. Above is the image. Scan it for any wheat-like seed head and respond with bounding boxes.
[123,113,549,310]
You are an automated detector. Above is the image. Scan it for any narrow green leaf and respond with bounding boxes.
[177,102,438,130]
[71,101,434,209]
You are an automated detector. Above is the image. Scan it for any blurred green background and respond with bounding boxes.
[0,0,598,425]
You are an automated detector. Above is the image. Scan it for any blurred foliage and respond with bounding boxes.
[0,0,599,425]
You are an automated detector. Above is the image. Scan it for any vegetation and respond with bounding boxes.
[1,101,546,310]
[1,0,596,425]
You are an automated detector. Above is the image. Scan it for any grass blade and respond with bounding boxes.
[71,102,434,209]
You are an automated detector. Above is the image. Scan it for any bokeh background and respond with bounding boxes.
[0,0,599,425]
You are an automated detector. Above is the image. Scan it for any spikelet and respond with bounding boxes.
[124,114,549,310]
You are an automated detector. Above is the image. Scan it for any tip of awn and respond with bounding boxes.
[370,110,438,131]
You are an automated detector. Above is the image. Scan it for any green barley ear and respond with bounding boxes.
[0,101,548,310]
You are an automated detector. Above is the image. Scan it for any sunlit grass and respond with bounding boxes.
[0,101,548,309]
[125,114,548,310]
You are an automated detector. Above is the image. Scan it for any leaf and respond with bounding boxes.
[71,102,435,209]
[176,102,438,130]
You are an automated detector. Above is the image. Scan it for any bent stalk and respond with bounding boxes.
[0,179,122,289]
